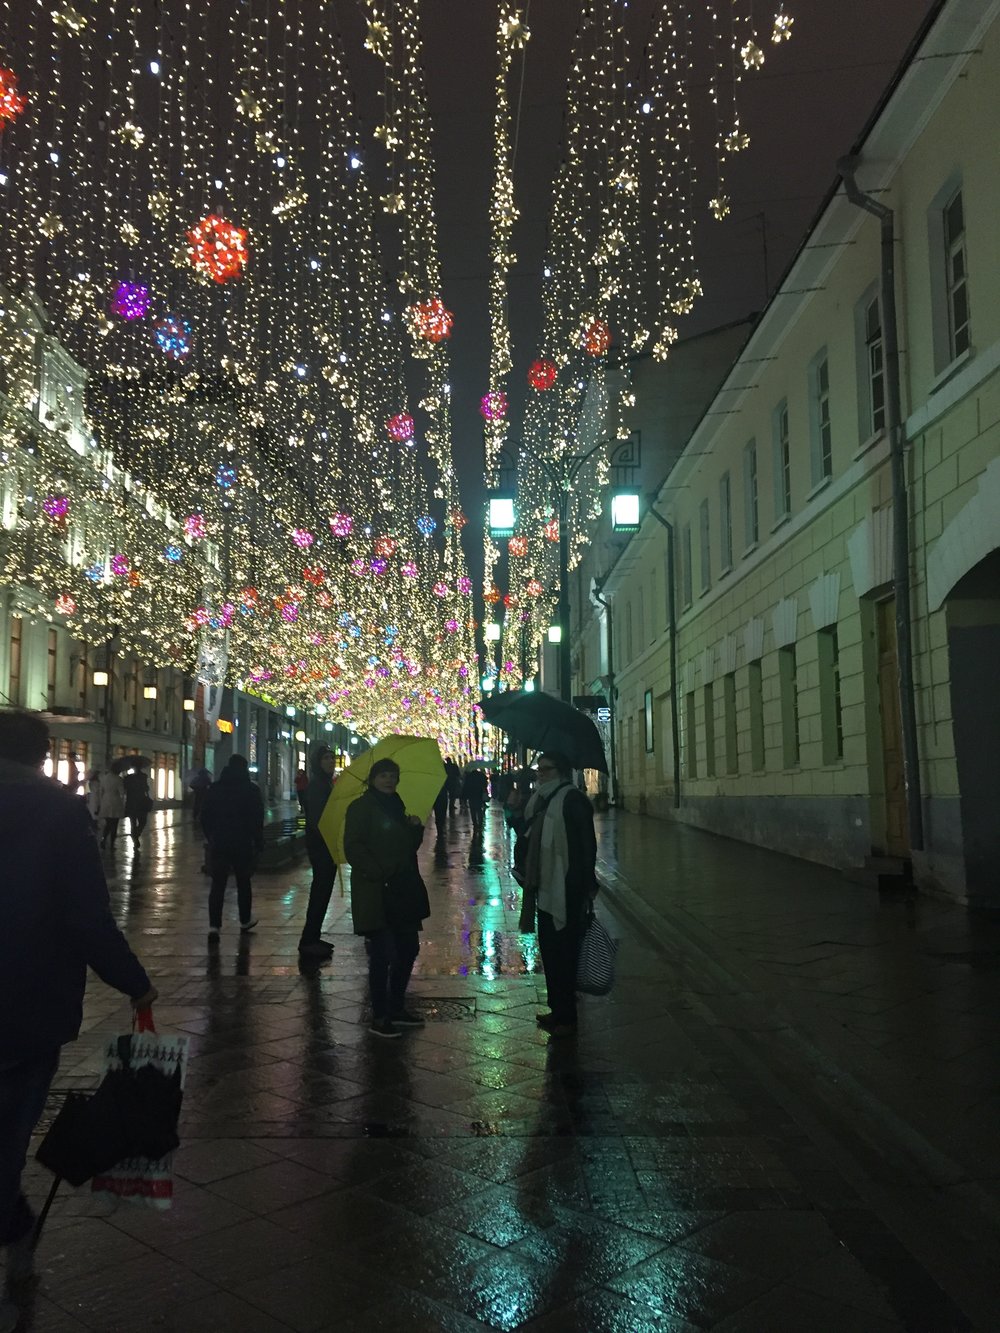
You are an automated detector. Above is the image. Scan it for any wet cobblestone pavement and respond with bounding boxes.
[9,803,995,1331]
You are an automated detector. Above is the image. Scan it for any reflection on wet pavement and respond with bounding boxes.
[13,802,972,1331]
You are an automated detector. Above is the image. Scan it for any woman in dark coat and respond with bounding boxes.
[506,751,597,1037]
[344,758,429,1038]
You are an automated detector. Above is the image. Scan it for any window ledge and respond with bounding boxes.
[742,542,759,559]
[854,429,885,460]
[806,476,832,502]
[769,513,791,535]
[718,563,733,578]
[929,345,974,395]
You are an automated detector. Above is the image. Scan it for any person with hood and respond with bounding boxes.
[0,713,156,1333]
[344,758,430,1038]
[199,754,265,939]
[299,745,337,957]
[122,765,152,853]
[506,751,598,1037]
[96,767,126,850]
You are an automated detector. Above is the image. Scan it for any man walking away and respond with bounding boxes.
[299,746,336,958]
[122,767,152,854]
[188,766,211,822]
[462,766,489,834]
[200,755,265,941]
[0,712,156,1333]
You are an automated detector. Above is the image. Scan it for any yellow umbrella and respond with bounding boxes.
[319,735,446,866]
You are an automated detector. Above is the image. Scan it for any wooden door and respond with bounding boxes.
[876,598,909,857]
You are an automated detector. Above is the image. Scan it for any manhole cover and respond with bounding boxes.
[409,997,477,1021]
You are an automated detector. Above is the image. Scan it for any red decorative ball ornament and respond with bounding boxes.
[408,297,454,343]
[374,536,399,558]
[526,579,544,598]
[484,585,501,605]
[527,358,557,391]
[386,413,414,443]
[543,517,560,542]
[186,214,249,285]
[448,508,468,530]
[581,318,611,357]
[508,536,528,558]
[480,391,508,423]
[0,68,27,127]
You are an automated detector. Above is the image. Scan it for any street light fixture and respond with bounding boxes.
[610,490,642,533]
[143,685,158,700]
[487,493,516,538]
[481,674,495,692]
[546,625,562,644]
[484,621,501,643]
[183,697,195,712]
[92,669,109,687]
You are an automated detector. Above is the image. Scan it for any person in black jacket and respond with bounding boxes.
[200,754,265,939]
[462,767,489,834]
[0,713,155,1327]
[122,766,152,853]
[506,751,597,1037]
[299,745,337,957]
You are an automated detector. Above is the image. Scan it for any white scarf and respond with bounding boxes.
[525,779,572,931]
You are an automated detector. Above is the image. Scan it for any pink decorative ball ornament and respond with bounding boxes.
[43,494,70,523]
[479,391,508,423]
[291,528,314,549]
[401,561,419,578]
[329,513,353,538]
[184,514,207,540]
[110,282,152,322]
[385,413,415,443]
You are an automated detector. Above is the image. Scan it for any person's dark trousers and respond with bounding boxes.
[470,800,486,832]
[0,1050,61,1247]
[301,832,336,945]
[100,816,120,847]
[208,850,254,928]
[366,928,420,1019]
[537,910,584,1025]
[129,810,148,841]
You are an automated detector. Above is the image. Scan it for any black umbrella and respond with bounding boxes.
[110,754,152,774]
[479,691,608,772]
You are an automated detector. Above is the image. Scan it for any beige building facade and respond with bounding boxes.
[577,0,1000,905]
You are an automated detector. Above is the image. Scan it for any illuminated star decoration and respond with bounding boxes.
[109,282,152,321]
[0,68,27,126]
[186,214,249,284]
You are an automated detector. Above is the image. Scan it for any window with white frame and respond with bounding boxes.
[944,189,970,361]
[809,351,833,486]
[865,294,886,436]
[719,471,733,571]
[743,439,758,548]
[772,400,791,521]
[698,498,711,593]
[681,523,693,608]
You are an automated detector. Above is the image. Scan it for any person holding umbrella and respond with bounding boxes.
[344,758,430,1038]
[0,712,156,1333]
[121,759,153,854]
[506,751,598,1038]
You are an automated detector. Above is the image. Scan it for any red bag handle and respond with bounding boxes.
[133,1007,156,1033]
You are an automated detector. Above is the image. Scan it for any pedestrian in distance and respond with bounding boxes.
[299,745,337,958]
[0,712,156,1333]
[444,757,462,814]
[344,758,430,1039]
[462,766,489,835]
[200,754,265,940]
[85,769,101,829]
[96,767,126,850]
[122,766,152,854]
[506,751,598,1038]
[188,766,211,822]
[294,766,309,814]
[433,778,449,843]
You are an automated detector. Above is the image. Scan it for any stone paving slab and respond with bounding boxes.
[3,804,986,1330]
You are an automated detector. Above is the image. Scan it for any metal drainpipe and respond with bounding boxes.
[592,581,618,805]
[839,155,924,852]
[646,507,681,810]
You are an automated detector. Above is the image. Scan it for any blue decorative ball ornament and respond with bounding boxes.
[215,463,237,490]
[163,544,183,563]
[416,514,436,536]
[154,314,193,361]
[84,563,104,583]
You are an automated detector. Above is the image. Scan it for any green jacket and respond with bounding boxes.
[344,790,427,934]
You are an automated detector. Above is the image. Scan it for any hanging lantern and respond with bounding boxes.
[163,544,183,563]
[503,593,518,609]
[302,566,325,586]
[527,358,557,390]
[508,535,528,558]
[109,282,152,321]
[385,413,415,443]
[581,318,611,356]
[407,297,454,343]
[433,581,449,598]
[0,68,27,126]
[154,315,192,361]
[479,391,508,422]
[281,603,299,623]
[187,214,249,284]
[370,558,388,575]
[110,554,130,577]
[215,463,237,489]
[329,512,353,538]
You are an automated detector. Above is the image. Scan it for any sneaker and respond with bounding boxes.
[368,1017,401,1039]
[298,940,334,957]
[239,919,258,933]
[390,1008,425,1027]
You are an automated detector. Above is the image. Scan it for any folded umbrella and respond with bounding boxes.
[319,734,446,865]
[479,691,608,772]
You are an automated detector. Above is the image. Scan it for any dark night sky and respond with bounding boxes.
[339,1,937,552]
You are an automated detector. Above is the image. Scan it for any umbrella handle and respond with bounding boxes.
[33,1176,61,1249]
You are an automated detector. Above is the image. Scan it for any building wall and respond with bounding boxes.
[586,1,1000,903]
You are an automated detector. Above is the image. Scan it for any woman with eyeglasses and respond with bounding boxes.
[506,751,598,1036]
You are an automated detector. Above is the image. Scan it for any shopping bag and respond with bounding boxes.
[575,909,618,997]
[90,1011,188,1210]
